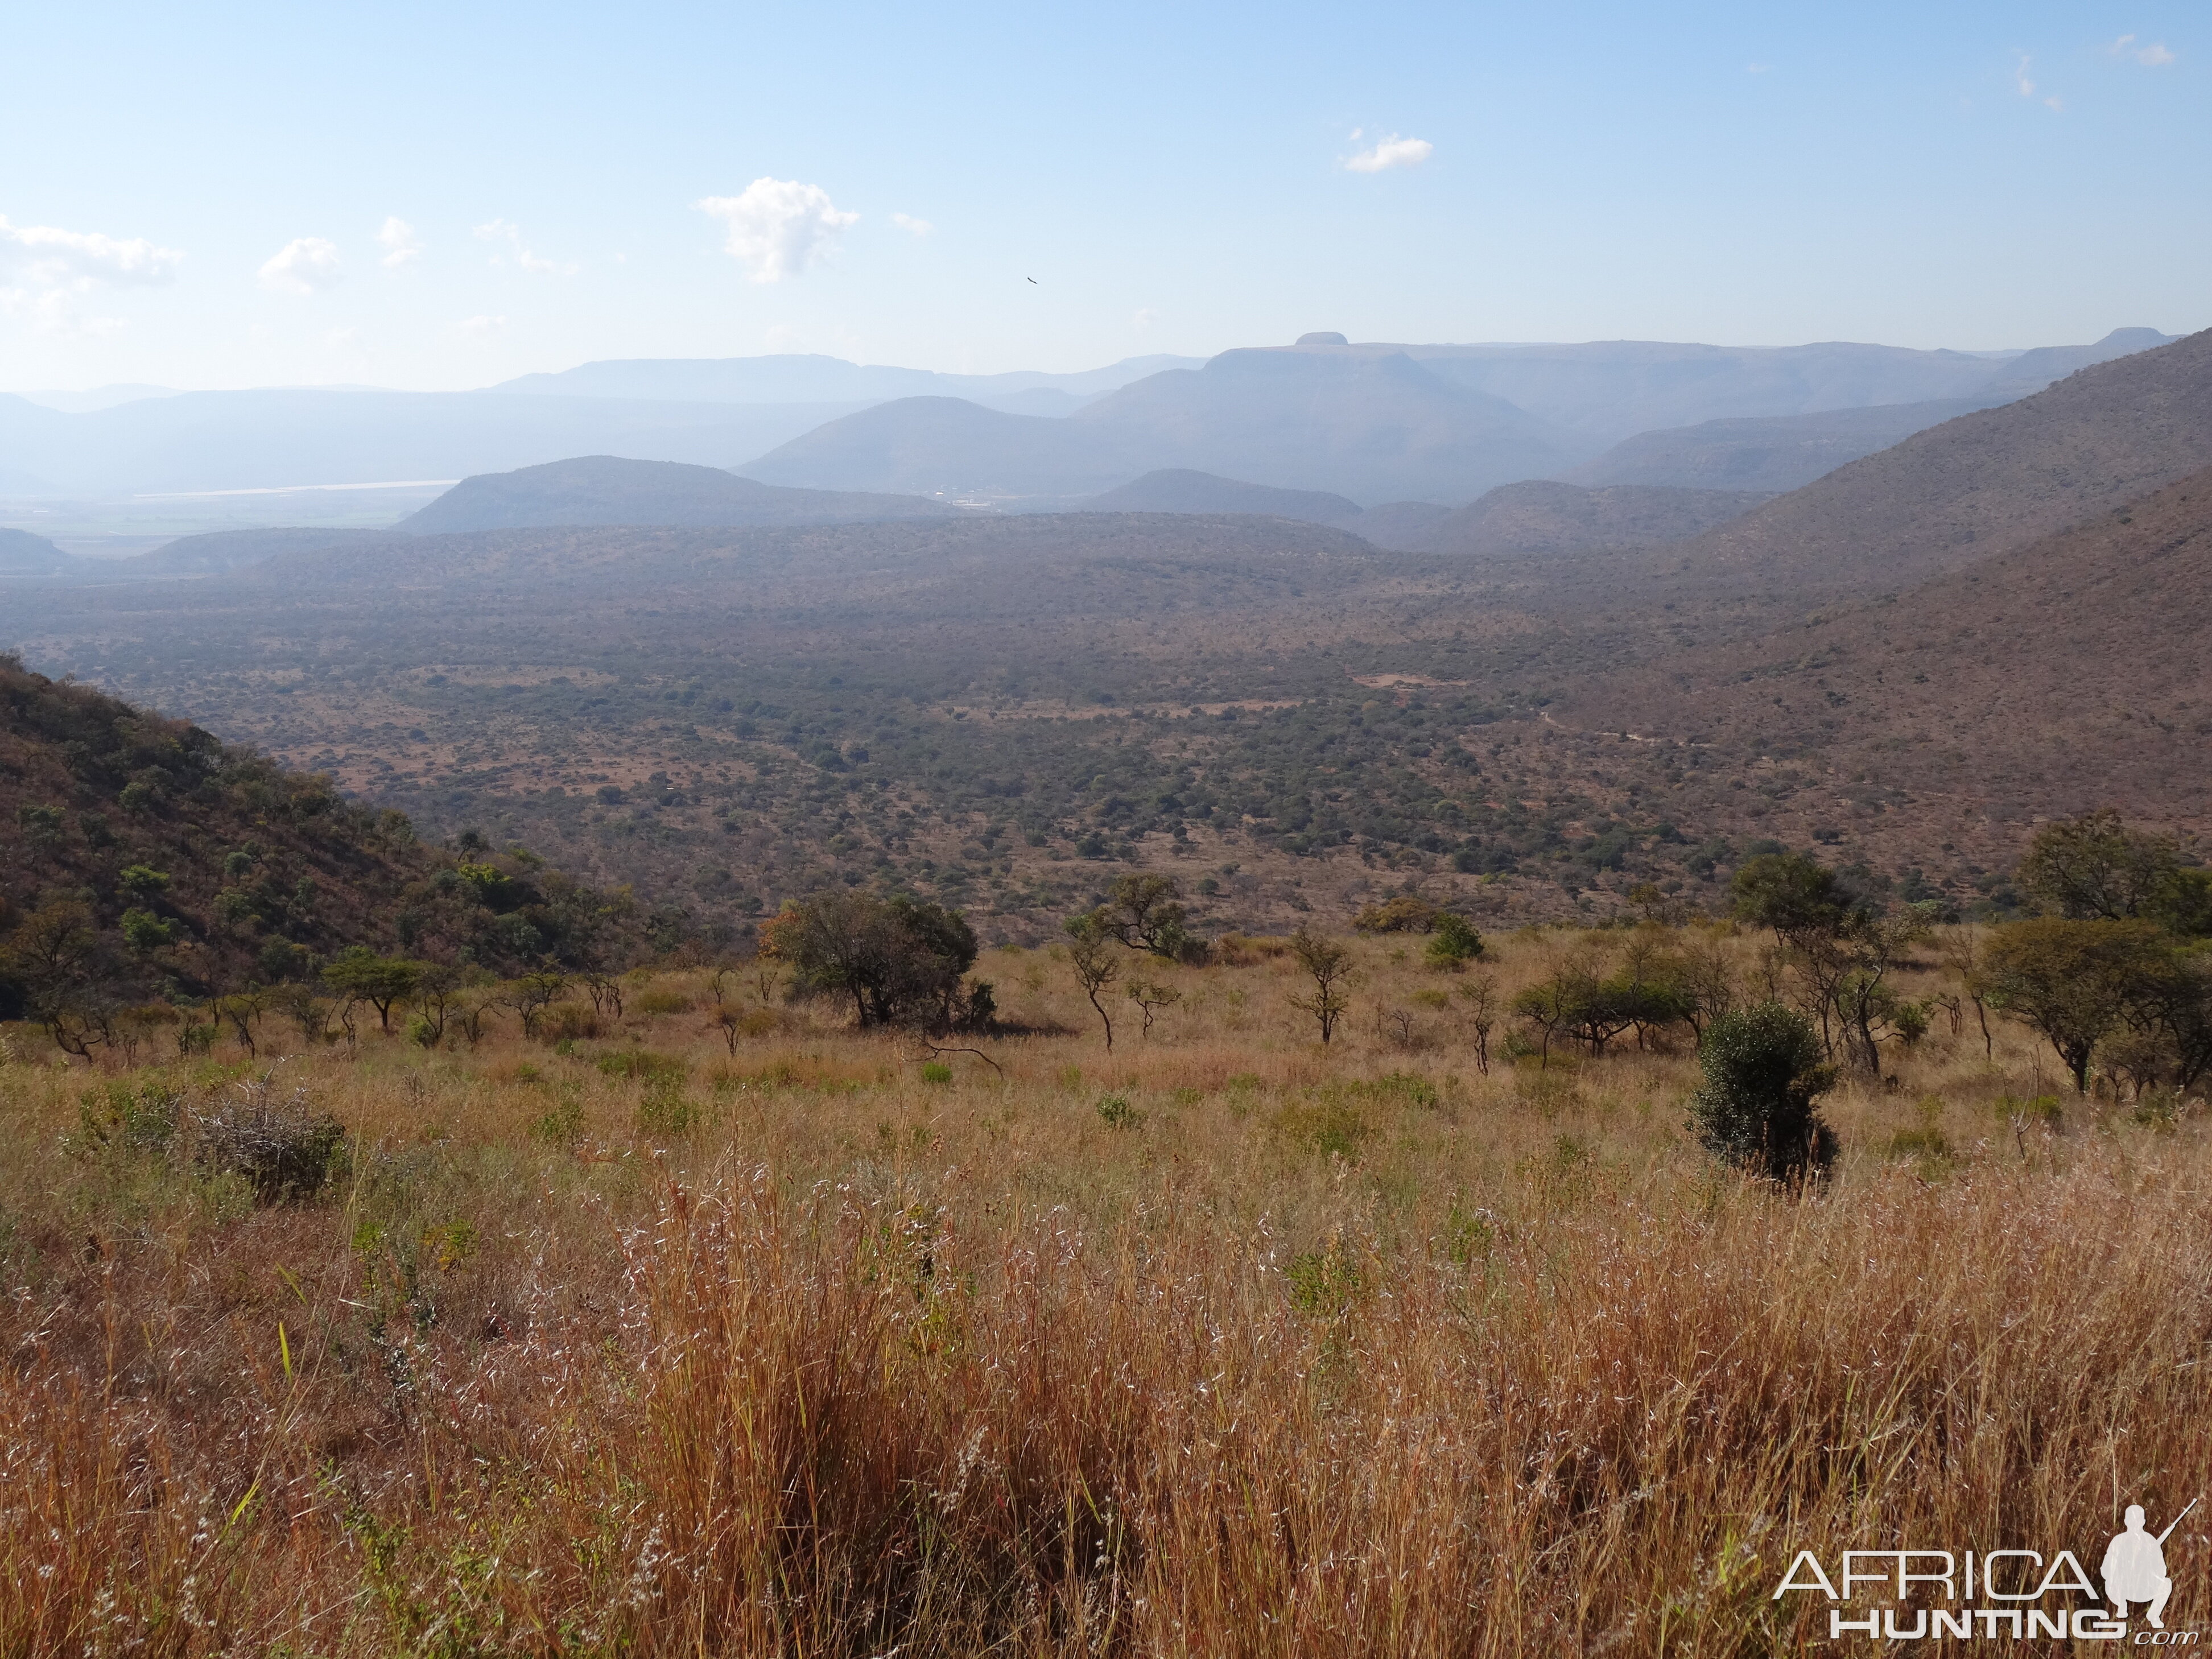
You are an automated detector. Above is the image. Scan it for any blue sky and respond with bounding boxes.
[2,1,2203,390]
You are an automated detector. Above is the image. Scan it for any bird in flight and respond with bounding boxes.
[1026,276,1038,284]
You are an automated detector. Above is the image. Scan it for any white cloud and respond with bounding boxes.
[1747,61,1772,74]
[892,212,934,238]
[2013,54,2064,109]
[2110,34,2176,65]
[259,237,344,294]
[473,218,573,275]
[1133,307,1158,333]
[377,216,423,268]
[0,214,183,289]
[696,179,859,282]
[1344,133,1434,173]
[0,287,127,338]
[455,314,507,340]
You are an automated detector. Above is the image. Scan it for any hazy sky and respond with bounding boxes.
[3,1,2204,391]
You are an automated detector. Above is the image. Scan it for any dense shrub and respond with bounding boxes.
[1687,1002,1838,1183]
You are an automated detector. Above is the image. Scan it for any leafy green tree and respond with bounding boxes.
[1687,1002,1838,1184]
[119,907,176,953]
[1732,852,1922,1070]
[1732,852,1860,947]
[764,892,983,1030]
[118,865,172,899]
[1287,926,1356,1045]
[1092,874,1207,964]
[321,947,423,1034]
[1979,919,2172,1092]
[2018,810,2183,922]
[1426,913,1484,970]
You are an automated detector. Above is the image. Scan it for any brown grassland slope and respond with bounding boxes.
[1560,465,2212,849]
[3,927,2209,1654]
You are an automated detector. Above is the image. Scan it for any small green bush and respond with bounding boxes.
[1686,1002,1838,1184]
[1286,1242,1363,1317]
[637,1086,700,1137]
[1426,913,1484,969]
[597,1050,686,1084]
[920,1062,954,1085]
[530,1096,585,1146]
[1096,1093,1143,1128]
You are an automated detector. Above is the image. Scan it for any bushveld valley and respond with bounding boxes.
[3,328,2210,1657]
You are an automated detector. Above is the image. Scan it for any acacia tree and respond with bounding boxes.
[764,892,984,1030]
[1732,852,1925,1071]
[321,948,422,1034]
[1980,918,2180,1093]
[1125,976,1182,1038]
[2018,810,2182,921]
[1091,874,1208,964]
[1064,912,1120,1049]
[1456,971,1500,1074]
[2,900,114,1060]
[1287,925,1355,1045]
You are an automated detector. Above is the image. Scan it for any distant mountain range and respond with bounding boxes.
[0,327,2178,517]
[488,353,1199,414]
[734,328,2178,507]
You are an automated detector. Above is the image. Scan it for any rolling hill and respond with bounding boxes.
[1401,480,1767,557]
[1083,469,1363,524]
[401,456,963,534]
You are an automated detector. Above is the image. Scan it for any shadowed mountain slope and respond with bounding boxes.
[0,528,85,577]
[1567,399,1999,492]
[1648,328,2212,595]
[401,456,961,533]
[741,398,1151,499]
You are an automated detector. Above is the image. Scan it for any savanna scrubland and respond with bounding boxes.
[5,913,2207,1657]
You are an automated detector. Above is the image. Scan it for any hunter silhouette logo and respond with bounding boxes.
[2106,1500,2195,1629]
[1774,1499,2198,1642]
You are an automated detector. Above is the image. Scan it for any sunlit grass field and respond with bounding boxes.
[4,926,2207,1656]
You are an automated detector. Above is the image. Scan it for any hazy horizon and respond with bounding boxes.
[4,2,2205,394]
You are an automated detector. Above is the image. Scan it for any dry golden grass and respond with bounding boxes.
[2,927,2207,1656]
